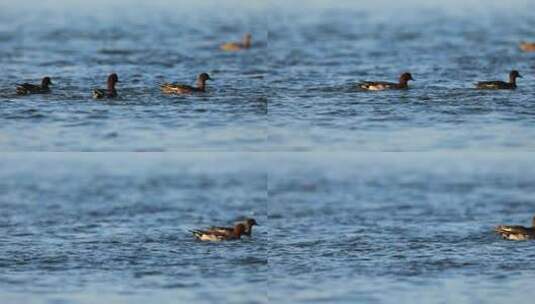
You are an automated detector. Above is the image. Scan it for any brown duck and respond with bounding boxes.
[476,70,522,90]
[16,77,53,95]
[93,73,120,99]
[496,216,535,240]
[519,42,535,52]
[209,218,258,237]
[160,73,212,94]
[220,33,252,51]
[191,223,247,241]
[358,72,414,91]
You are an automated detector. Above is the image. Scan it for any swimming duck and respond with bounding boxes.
[220,33,252,51]
[191,223,247,241]
[209,218,258,237]
[519,42,535,52]
[496,216,535,240]
[16,77,53,95]
[476,70,522,90]
[160,73,212,94]
[358,72,414,91]
[93,73,120,99]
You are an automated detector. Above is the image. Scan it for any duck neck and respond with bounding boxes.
[398,79,409,88]
[233,228,243,239]
[107,81,117,96]
[107,81,116,92]
[196,79,206,92]
[243,36,251,48]
[41,80,50,89]
[243,224,252,236]
[509,75,517,85]
[532,217,535,228]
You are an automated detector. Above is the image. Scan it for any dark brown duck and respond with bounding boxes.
[358,72,414,91]
[496,216,535,240]
[209,218,258,237]
[160,73,212,94]
[191,223,247,241]
[93,73,120,99]
[16,77,53,95]
[476,70,522,90]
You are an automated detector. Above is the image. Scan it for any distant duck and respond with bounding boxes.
[220,33,252,51]
[519,42,535,52]
[358,72,414,91]
[191,223,247,241]
[495,216,535,241]
[160,73,212,94]
[93,73,120,99]
[476,70,522,90]
[209,218,258,237]
[16,77,53,95]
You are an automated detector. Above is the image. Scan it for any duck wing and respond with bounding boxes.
[160,83,195,94]
[207,226,234,234]
[191,228,236,241]
[476,81,508,89]
[92,88,106,99]
[221,42,242,51]
[496,225,530,234]
[16,83,40,95]
[358,81,396,91]
[495,225,535,240]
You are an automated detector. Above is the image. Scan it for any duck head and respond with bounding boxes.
[106,73,120,92]
[42,77,53,87]
[246,218,258,227]
[196,73,212,91]
[198,73,212,82]
[108,73,119,85]
[509,70,522,83]
[399,72,414,84]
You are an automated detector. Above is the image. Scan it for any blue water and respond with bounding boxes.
[0,0,267,151]
[0,154,267,303]
[2,0,535,303]
[269,0,535,150]
[2,154,535,303]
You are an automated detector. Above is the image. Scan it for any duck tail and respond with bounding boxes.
[16,86,28,95]
[190,230,203,239]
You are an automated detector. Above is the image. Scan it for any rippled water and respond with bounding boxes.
[269,0,535,150]
[2,153,535,303]
[0,154,267,303]
[0,0,267,151]
[2,0,535,303]
[269,153,535,303]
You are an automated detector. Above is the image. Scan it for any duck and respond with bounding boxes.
[191,223,247,241]
[209,218,258,237]
[160,73,212,94]
[475,70,522,90]
[519,42,535,52]
[220,33,252,51]
[358,72,414,91]
[16,77,53,95]
[496,216,535,240]
[93,73,120,99]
